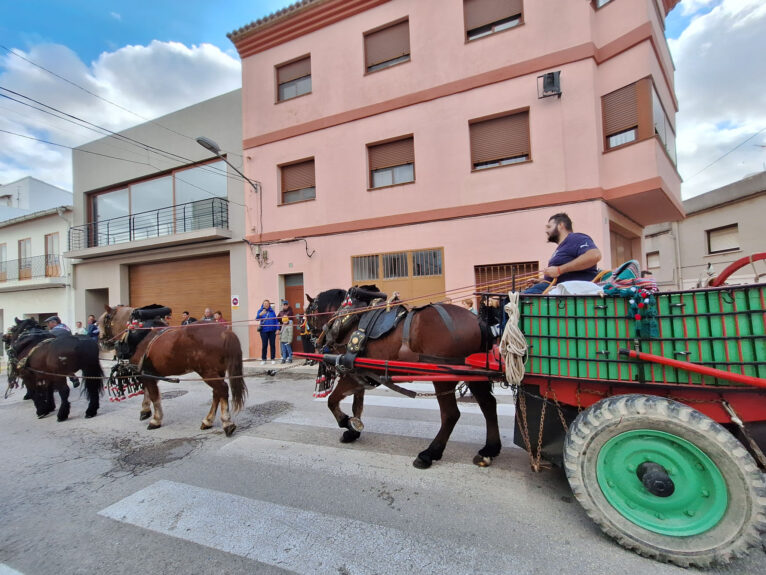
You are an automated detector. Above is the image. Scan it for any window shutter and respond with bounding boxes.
[602,83,638,137]
[464,0,522,32]
[282,159,315,192]
[470,111,529,165]
[368,137,414,171]
[277,56,311,85]
[365,20,410,69]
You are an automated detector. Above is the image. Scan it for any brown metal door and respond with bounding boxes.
[284,282,304,352]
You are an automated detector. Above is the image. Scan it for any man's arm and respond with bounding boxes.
[544,248,601,279]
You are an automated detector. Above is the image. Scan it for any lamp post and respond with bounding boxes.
[195,136,259,194]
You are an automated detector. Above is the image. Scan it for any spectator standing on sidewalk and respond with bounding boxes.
[279,316,294,363]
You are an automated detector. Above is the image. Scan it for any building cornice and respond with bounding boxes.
[229,0,390,59]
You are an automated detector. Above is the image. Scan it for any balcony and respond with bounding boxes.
[66,197,232,259]
[0,254,67,292]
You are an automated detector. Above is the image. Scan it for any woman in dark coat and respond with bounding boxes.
[256,299,279,364]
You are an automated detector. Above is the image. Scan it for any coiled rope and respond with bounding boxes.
[499,291,527,385]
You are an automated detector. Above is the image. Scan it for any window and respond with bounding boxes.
[18,238,31,280]
[646,251,660,269]
[276,56,311,102]
[88,159,228,247]
[474,261,538,293]
[602,79,654,151]
[382,252,408,279]
[45,233,60,277]
[412,249,442,277]
[280,158,316,204]
[0,243,6,281]
[707,224,739,254]
[652,86,677,164]
[365,19,410,73]
[464,0,523,41]
[368,136,415,189]
[469,110,530,170]
[352,255,379,282]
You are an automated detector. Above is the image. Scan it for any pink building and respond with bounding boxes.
[229,0,682,356]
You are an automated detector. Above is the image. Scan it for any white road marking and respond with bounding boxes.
[0,565,24,575]
[99,480,513,575]
[273,409,518,447]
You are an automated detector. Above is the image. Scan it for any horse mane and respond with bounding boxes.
[316,289,347,312]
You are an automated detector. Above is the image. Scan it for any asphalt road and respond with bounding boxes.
[0,367,764,575]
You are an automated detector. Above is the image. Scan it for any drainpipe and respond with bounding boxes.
[672,220,682,290]
[56,207,76,324]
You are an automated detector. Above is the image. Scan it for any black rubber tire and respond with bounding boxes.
[564,394,766,567]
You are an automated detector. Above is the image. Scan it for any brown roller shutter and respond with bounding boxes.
[277,56,311,85]
[602,82,638,137]
[365,20,410,69]
[470,111,529,165]
[368,137,414,170]
[282,159,315,192]
[464,0,523,32]
[129,253,231,326]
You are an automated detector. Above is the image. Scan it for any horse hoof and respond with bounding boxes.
[340,429,360,443]
[37,411,52,419]
[413,455,432,469]
[85,411,97,419]
[348,417,364,433]
[139,411,151,421]
[23,393,33,401]
[147,422,161,430]
[224,424,236,437]
[473,455,493,467]
[200,422,213,430]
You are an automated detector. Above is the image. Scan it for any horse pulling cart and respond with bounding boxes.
[299,272,766,567]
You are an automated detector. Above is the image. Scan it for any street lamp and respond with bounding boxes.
[195,136,259,193]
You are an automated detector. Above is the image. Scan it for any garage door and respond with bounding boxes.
[129,253,231,326]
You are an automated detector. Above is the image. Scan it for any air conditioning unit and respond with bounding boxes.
[537,71,561,99]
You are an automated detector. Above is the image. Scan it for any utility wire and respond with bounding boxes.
[687,126,766,180]
[0,44,243,159]
[0,86,250,191]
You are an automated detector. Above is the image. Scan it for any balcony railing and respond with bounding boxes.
[68,197,230,250]
[0,254,64,282]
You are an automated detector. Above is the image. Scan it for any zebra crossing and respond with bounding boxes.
[95,382,527,574]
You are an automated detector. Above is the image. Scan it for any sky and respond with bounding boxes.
[1,0,765,199]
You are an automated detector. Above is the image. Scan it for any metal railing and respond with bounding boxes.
[0,254,64,282]
[68,197,229,250]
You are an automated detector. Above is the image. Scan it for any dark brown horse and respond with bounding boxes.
[306,287,501,469]
[9,318,103,420]
[98,305,247,436]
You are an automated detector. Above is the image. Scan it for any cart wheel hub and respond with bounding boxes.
[597,430,728,536]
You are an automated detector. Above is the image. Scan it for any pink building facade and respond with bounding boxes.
[230,0,682,356]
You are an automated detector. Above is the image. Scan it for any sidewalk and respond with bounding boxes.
[242,358,318,378]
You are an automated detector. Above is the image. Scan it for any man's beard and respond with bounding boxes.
[547,229,560,244]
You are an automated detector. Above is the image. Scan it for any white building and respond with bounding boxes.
[0,206,75,358]
[644,171,766,289]
[0,177,73,222]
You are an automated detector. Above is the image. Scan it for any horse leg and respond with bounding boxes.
[31,379,53,418]
[467,382,501,466]
[204,373,237,437]
[143,380,164,430]
[139,387,152,421]
[327,377,365,443]
[56,377,71,422]
[414,382,460,469]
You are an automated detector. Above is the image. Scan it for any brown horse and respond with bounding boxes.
[98,305,247,436]
[306,287,501,469]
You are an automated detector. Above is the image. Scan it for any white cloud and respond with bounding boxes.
[0,41,241,190]
[669,0,766,197]
[679,0,717,16]
[110,12,122,21]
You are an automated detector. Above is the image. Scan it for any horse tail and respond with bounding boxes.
[223,330,247,412]
[82,344,105,401]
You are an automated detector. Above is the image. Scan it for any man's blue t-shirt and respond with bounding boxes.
[546,232,599,282]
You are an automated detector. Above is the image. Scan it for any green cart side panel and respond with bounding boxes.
[519,284,766,386]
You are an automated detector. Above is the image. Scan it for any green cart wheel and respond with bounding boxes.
[564,394,766,567]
